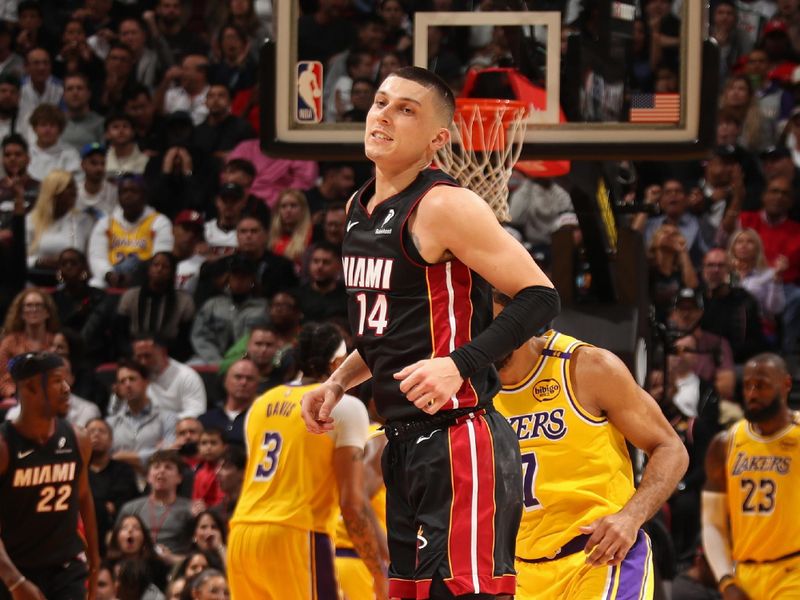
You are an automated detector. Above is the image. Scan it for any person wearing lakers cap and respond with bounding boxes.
[702,353,800,599]
[492,291,688,599]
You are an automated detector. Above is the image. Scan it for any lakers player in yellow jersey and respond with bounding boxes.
[492,292,688,599]
[227,323,388,600]
[334,424,388,600]
[702,353,800,600]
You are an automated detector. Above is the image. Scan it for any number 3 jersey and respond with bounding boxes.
[343,168,498,422]
[725,412,800,562]
[0,419,84,568]
[231,384,369,537]
[494,331,635,561]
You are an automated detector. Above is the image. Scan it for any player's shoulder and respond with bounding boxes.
[331,393,369,421]
[571,344,626,379]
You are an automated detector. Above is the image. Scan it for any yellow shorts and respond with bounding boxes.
[516,530,654,600]
[736,554,800,600]
[227,523,337,600]
[335,549,373,600]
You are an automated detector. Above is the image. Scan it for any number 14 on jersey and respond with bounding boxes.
[355,292,389,336]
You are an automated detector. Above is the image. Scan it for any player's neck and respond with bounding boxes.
[751,407,793,437]
[372,159,430,207]
[14,412,56,445]
[498,338,546,387]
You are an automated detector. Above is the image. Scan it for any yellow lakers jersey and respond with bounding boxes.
[107,213,156,265]
[494,331,635,560]
[725,412,800,562]
[231,383,339,537]
[334,424,387,550]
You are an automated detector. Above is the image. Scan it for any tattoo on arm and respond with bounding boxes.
[342,502,385,578]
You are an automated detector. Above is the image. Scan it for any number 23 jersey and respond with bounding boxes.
[343,168,498,422]
[725,412,800,562]
[494,331,635,560]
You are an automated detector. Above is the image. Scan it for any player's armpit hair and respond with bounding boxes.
[450,285,560,379]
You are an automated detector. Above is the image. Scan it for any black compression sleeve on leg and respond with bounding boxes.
[449,285,560,379]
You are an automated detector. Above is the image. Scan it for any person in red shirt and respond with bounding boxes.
[191,427,226,511]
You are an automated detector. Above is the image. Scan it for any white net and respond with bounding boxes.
[434,101,528,222]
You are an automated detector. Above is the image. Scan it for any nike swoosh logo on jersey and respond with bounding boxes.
[17,449,34,459]
[347,221,359,232]
[416,429,441,444]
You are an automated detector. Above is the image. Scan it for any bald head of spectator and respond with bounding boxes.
[761,176,793,221]
[224,359,259,411]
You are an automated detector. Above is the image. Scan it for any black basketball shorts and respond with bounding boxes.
[382,407,523,599]
[0,557,87,600]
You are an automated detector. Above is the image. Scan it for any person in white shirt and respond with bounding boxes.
[132,334,207,419]
[26,103,81,181]
[87,174,174,288]
[26,169,93,270]
[76,142,118,220]
[159,54,210,126]
[104,112,148,179]
[18,48,62,132]
[204,182,246,256]
[173,209,207,295]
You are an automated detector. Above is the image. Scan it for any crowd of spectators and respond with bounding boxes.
[0,0,798,598]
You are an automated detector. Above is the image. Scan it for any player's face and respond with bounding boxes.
[365,76,448,166]
[742,363,787,423]
[43,367,71,417]
[118,516,145,554]
[195,574,229,600]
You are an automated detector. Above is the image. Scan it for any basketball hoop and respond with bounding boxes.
[435,98,528,223]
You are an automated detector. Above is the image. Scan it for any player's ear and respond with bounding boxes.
[430,126,450,153]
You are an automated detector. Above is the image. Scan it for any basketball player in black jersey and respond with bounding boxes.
[0,353,99,600]
[302,67,560,599]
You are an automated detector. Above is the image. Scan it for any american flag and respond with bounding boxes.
[629,93,680,123]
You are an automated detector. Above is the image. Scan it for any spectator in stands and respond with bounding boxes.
[342,77,377,122]
[244,325,285,392]
[142,0,209,70]
[173,210,207,295]
[190,511,226,565]
[19,48,63,130]
[294,242,347,322]
[297,0,356,64]
[304,162,356,218]
[213,444,245,528]
[205,182,247,257]
[191,255,269,364]
[27,104,81,181]
[192,428,226,510]
[217,0,271,56]
[194,215,298,305]
[174,416,203,471]
[0,134,38,213]
[62,73,104,151]
[0,170,30,321]
[326,50,374,123]
[52,19,103,83]
[106,515,170,590]
[165,577,186,600]
[107,359,178,471]
[115,252,195,359]
[647,223,699,323]
[173,550,224,581]
[728,228,785,339]
[220,157,271,224]
[0,25,23,81]
[158,53,210,126]
[117,449,194,562]
[638,178,711,267]
[782,106,800,171]
[77,142,117,220]
[711,0,746,83]
[95,564,115,600]
[105,112,148,178]
[644,0,681,70]
[226,138,317,207]
[0,287,59,397]
[507,173,578,255]
[51,247,108,332]
[88,174,174,288]
[758,145,800,219]
[268,188,312,268]
[199,358,259,445]
[209,25,257,96]
[86,418,140,554]
[26,170,92,275]
[0,73,22,142]
[123,85,165,156]
[118,18,158,90]
[194,84,255,167]
[188,569,229,599]
[131,334,207,418]
[15,1,58,57]
[320,202,346,247]
[691,146,745,238]
[699,247,766,361]
[114,558,164,600]
[719,73,773,153]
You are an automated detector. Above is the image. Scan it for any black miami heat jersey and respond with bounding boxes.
[343,168,499,422]
[0,419,85,568]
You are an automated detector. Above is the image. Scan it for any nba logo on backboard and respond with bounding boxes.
[297,61,323,123]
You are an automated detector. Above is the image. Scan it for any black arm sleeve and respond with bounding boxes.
[450,285,560,379]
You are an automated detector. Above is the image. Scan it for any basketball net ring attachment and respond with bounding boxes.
[434,98,529,223]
